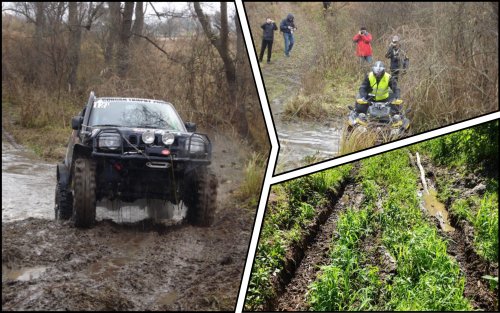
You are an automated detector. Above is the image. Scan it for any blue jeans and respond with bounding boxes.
[283,33,294,56]
[359,56,372,64]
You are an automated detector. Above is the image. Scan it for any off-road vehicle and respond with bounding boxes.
[346,96,411,144]
[55,91,217,228]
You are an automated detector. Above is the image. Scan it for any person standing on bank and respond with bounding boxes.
[280,13,296,57]
[353,26,372,64]
[385,35,409,82]
[259,17,278,64]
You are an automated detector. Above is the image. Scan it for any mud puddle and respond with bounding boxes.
[275,119,341,172]
[418,155,498,311]
[420,188,455,232]
[2,142,55,221]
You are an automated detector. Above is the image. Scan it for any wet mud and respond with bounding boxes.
[420,155,498,311]
[2,131,254,311]
[263,155,497,311]
[274,181,359,311]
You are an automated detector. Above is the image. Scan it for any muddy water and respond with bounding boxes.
[2,265,48,282]
[421,188,455,232]
[2,141,187,223]
[271,98,342,173]
[2,142,55,221]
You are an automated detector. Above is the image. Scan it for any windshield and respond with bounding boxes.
[88,99,186,131]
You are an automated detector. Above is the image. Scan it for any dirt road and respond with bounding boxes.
[2,131,255,311]
[253,3,342,173]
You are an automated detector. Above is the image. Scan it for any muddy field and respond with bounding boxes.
[2,131,255,311]
[254,156,498,311]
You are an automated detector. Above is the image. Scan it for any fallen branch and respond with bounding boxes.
[416,152,429,194]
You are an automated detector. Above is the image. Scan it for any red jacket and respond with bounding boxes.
[353,33,372,57]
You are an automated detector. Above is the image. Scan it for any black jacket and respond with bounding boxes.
[261,22,278,41]
[359,73,400,99]
[385,46,409,71]
[280,14,296,33]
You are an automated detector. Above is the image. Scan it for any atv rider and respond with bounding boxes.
[385,35,409,82]
[356,61,401,114]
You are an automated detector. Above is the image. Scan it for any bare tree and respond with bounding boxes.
[67,2,81,91]
[32,2,45,84]
[193,2,248,137]
[117,2,134,78]
[104,2,121,65]
[132,2,144,43]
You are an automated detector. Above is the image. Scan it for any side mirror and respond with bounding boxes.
[185,122,196,132]
[71,116,83,130]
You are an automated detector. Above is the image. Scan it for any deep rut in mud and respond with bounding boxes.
[420,157,499,311]
[274,182,361,311]
[265,156,498,311]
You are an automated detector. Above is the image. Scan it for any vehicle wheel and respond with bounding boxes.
[72,158,96,228]
[183,167,217,227]
[55,181,73,220]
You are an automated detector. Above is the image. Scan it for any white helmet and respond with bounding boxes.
[372,61,385,78]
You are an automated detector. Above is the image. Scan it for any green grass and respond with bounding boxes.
[418,122,498,264]
[307,149,472,311]
[245,165,351,310]
[450,193,499,263]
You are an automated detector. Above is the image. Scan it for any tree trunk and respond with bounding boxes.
[132,2,144,43]
[234,11,249,137]
[117,2,134,78]
[67,2,82,92]
[193,2,248,137]
[104,2,120,65]
[32,1,45,84]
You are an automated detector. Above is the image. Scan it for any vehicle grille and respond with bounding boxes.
[128,135,137,144]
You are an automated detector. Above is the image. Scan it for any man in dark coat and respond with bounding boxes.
[280,13,296,57]
[385,35,409,82]
[259,17,278,64]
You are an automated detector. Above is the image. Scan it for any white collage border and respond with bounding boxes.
[234,1,500,311]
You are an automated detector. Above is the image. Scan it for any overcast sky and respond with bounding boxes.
[2,2,235,20]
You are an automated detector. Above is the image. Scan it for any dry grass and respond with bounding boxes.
[338,127,378,155]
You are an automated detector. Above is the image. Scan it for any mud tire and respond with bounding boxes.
[55,181,73,220]
[184,167,217,227]
[72,158,96,228]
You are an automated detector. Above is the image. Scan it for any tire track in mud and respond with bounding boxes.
[420,157,499,311]
[274,181,363,311]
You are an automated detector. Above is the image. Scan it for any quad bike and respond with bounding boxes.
[346,97,411,145]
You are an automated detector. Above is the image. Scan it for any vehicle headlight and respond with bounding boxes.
[142,130,155,144]
[393,114,401,122]
[187,137,207,154]
[358,113,366,120]
[162,132,175,145]
[98,133,121,150]
[390,128,400,136]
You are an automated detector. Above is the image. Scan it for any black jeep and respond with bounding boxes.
[55,91,217,228]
